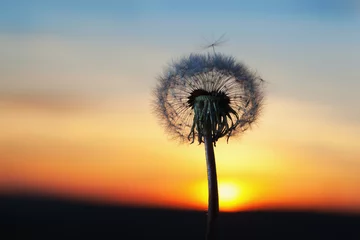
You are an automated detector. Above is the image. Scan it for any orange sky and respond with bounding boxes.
[1,94,360,213]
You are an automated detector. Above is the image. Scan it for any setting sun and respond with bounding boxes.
[218,182,242,211]
[191,180,252,212]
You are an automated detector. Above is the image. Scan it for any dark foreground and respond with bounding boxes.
[1,194,359,240]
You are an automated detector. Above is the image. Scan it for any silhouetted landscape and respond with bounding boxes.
[1,193,359,240]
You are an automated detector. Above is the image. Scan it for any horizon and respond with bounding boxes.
[2,191,360,215]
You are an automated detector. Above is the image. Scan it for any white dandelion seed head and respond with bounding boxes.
[153,53,264,145]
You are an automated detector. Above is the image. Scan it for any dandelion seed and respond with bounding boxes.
[202,33,229,54]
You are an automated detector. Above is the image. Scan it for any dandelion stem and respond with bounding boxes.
[204,126,219,240]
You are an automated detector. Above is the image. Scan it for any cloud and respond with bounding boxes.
[0,33,172,98]
[0,92,91,112]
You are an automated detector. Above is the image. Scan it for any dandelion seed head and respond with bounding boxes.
[153,53,264,145]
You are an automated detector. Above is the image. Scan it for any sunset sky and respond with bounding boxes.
[1,0,360,212]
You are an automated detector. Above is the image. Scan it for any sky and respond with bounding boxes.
[1,0,360,212]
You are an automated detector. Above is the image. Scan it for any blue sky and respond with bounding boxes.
[0,0,359,118]
[1,1,359,98]
[1,0,358,32]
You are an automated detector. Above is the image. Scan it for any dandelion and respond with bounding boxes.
[153,51,264,240]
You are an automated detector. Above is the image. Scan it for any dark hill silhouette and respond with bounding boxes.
[1,193,359,240]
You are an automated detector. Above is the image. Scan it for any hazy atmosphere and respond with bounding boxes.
[1,0,360,213]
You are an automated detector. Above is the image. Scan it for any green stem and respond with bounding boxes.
[204,130,219,240]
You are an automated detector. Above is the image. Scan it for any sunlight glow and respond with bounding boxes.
[218,182,242,211]
[192,180,251,212]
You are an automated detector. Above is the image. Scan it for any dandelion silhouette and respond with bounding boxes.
[153,41,264,240]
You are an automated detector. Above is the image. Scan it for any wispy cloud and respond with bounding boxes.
[0,92,92,111]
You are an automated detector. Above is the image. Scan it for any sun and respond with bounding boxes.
[192,180,249,212]
[218,182,242,211]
